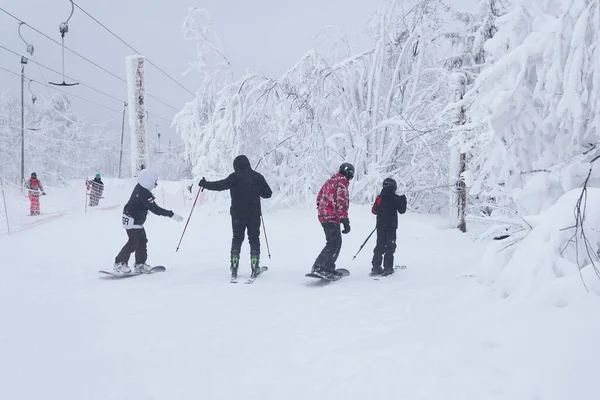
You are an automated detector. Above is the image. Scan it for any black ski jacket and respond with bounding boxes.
[202,155,272,219]
[371,187,407,230]
[123,183,173,226]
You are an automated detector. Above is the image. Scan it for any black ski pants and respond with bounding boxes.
[312,222,342,272]
[115,228,148,265]
[372,227,397,270]
[231,215,261,258]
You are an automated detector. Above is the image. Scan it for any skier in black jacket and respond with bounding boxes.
[370,178,407,276]
[198,155,272,279]
[114,169,183,274]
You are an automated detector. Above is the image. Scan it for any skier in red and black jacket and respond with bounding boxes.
[310,163,354,279]
[370,177,407,276]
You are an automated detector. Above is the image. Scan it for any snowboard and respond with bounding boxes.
[230,266,268,284]
[305,268,350,281]
[372,265,406,280]
[99,265,166,278]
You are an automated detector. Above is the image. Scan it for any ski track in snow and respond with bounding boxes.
[0,182,598,400]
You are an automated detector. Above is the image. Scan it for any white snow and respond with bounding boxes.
[0,181,598,399]
[478,188,600,302]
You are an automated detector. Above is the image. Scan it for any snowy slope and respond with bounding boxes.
[0,182,598,400]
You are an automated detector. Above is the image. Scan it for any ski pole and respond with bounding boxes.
[261,214,271,259]
[176,187,203,252]
[1,177,10,235]
[352,227,377,259]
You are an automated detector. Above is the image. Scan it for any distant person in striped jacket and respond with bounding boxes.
[87,174,104,207]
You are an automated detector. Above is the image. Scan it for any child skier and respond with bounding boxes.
[26,172,45,215]
[310,163,354,279]
[198,155,272,279]
[114,169,183,274]
[370,178,407,276]
[87,173,104,207]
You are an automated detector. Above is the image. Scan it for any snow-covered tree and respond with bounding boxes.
[0,91,124,184]
[459,0,600,215]
[177,0,462,211]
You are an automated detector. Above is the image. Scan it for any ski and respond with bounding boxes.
[305,268,350,281]
[99,265,166,278]
[373,265,406,280]
[244,266,268,284]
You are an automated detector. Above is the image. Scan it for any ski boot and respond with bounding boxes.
[382,266,395,277]
[114,262,131,274]
[250,255,261,278]
[135,263,153,274]
[370,265,383,276]
[230,255,239,279]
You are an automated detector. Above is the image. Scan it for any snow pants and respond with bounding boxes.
[29,194,40,214]
[115,228,148,265]
[231,215,261,258]
[312,222,342,273]
[372,227,397,270]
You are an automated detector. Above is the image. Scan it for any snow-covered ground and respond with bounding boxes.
[0,180,598,399]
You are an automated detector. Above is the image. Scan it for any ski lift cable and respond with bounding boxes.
[2,65,176,133]
[0,44,124,104]
[0,65,120,113]
[0,6,126,83]
[0,45,176,124]
[72,1,196,97]
[0,7,182,112]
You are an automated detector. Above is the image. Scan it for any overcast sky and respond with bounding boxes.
[0,0,477,143]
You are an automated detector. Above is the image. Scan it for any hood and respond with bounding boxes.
[233,155,251,172]
[381,177,397,194]
[138,169,159,191]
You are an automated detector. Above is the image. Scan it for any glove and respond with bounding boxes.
[341,218,350,234]
[198,177,207,188]
[41,192,46,196]
[171,213,184,223]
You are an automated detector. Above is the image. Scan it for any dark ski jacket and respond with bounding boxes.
[202,155,272,219]
[371,187,407,230]
[123,183,173,226]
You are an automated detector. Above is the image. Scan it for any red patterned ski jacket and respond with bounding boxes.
[316,172,349,224]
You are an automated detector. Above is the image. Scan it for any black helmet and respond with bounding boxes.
[382,177,397,192]
[339,163,355,180]
[31,172,37,179]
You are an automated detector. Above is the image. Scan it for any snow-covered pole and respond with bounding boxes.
[449,72,467,232]
[126,55,149,177]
